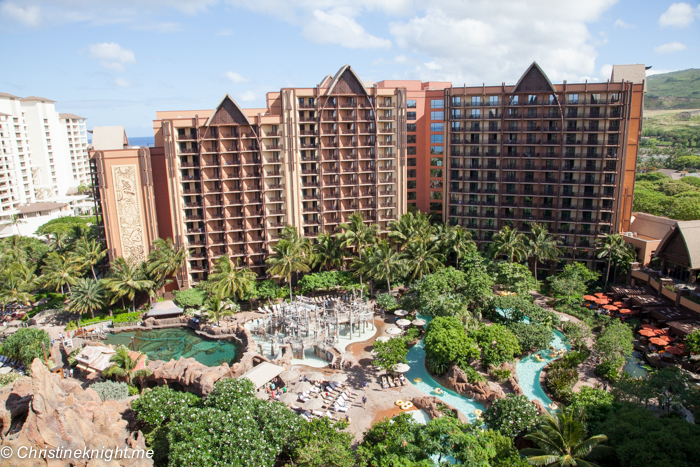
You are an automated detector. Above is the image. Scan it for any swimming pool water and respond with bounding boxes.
[103,327,239,367]
[515,329,570,406]
[623,350,650,378]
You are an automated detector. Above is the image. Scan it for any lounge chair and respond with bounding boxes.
[334,404,349,413]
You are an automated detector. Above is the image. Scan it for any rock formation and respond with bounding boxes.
[144,357,233,397]
[0,359,152,467]
[501,362,525,396]
[445,365,505,407]
[411,396,469,424]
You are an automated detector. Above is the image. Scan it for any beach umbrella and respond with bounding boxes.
[393,363,410,373]
[594,292,607,298]
[583,295,598,301]
[638,329,658,337]
[665,346,684,355]
[329,373,347,383]
[305,398,325,410]
[412,318,427,326]
[394,310,408,317]
[279,393,299,404]
[619,309,633,314]
[396,319,412,327]
[650,337,671,346]
[375,336,391,342]
[296,381,314,393]
[386,326,403,335]
[613,301,624,306]
[595,298,609,305]
[306,372,325,382]
[603,305,618,311]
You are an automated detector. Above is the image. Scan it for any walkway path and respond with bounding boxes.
[529,291,603,392]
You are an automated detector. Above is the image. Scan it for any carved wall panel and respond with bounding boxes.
[112,164,146,262]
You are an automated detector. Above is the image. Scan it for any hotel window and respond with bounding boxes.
[430,192,443,200]
[452,97,461,106]
[590,93,601,103]
[430,157,443,166]
[407,135,416,144]
[408,192,417,200]
[407,112,417,120]
[471,109,480,118]
[408,181,417,189]
[430,146,444,155]
[471,96,481,106]
[407,123,416,132]
[430,203,442,211]
[407,99,417,108]
[408,158,416,166]
[430,169,443,177]
[568,94,579,104]
[407,147,416,155]
[489,96,499,106]
[430,123,444,132]
[548,94,557,104]
[430,135,444,143]
[430,111,444,120]
[407,169,417,178]
[509,95,519,105]
[431,99,444,109]
[451,109,462,119]
[451,121,462,131]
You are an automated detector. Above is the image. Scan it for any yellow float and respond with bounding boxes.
[434,388,444,395]
[548,403,558,410]
[474,409,483,418]
[401,401,414,410]
[414,378,422,383]
[395,400,404,406]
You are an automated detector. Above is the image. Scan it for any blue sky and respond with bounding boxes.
[1,0,698,137]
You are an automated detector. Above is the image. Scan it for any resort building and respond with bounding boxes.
[92,63,646,287]
[444,63,645,267]
[0,92,92,237]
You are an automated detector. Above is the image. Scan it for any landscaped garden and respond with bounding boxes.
[1,212,700,466]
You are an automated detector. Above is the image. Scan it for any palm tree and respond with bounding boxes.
[68,278,106,319]
[203,296,235,325]
[0,276,34,309]
[41,252,82,294]
[312,231,344,271]
[266,240,310,299]
[387,211,431,251]
[4,214,26,237]
[521,406,612,466]
[339,213,379,288]
[491,226,528,263]
[102,345,152,386]
[527,223,562,281]
[353,240,403,292]
[74,237,107,280]
[147,237,187,291]
[209,256,257,300]
[441,224,476,269]
[596,233,635,287]
[102,257,154,313]
[401,236,444,282]
[48,231,71,252]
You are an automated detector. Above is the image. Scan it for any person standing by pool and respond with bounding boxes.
[362,396,367,407]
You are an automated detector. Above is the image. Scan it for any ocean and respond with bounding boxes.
[128,136,155,147]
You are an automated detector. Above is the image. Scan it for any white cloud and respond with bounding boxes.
[302,9,391,49]
[388,0,617,84]
[646,68,678,76]
[114,78,131,88]
[88,43,136,72]
[239,90,257,102]
[654,42,687,54]
[599,64,613,80]
[613,19,633,29]
[1,2,42,27]
[225,71,248,84]
[659,3,696,28]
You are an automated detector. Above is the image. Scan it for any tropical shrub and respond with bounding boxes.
[505,322,552,354]
[0,328,50,371]
[490,368,512,383]
[545,360,578,402]
[474,324,521,368]
[424,316,480,375]
[561,321,591,351]
[372,336,408,374]
[90,380,129,402]
[255,279,287,301]
[594,322,634,380]
[297,271,356,295]
[173,288,207,309]
[375,293,398,312]
[483,395,539,439]
[568,386,613,423]
[494,262,538,296]
[0,372,23,388]
[685,329,700,354]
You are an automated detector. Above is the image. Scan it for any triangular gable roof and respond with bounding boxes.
[655,220,700,269]
[326,65,368,96]
[512,62,557,94]
[205,94,251,126]
[320,74,333,88]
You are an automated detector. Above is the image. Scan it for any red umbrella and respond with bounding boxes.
[596,298,610,305]
[650,337,671,346]
[665,346,684,355]
[640,324,659,330]
[613,301,624,306]
[639,329,658,337]
[619,308,633,314]
[595,292,607,298]
[583,295,598,301]
[603,305,618,311]
[654,329,671,337]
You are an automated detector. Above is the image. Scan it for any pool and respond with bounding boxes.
[515,330,570,406]
[404,316,485,423]
[623,351,650,378]
[103,327,240,367]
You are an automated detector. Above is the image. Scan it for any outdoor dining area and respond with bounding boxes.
[278,371,360,421]
[582,292,640,319]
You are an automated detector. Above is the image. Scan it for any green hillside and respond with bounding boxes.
[645,68,700,110]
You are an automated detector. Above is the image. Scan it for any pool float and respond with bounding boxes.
[548,403,558,410]
[434,388,444,395]
[534,354,544,362]
[414,377,422,383]
[401,401,414,410]
[395,400,404,406]
[473,409,483,418]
